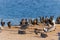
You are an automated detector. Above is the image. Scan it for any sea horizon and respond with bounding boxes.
[0,0,60,26]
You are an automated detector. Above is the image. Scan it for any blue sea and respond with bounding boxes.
[0,0,60,26]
